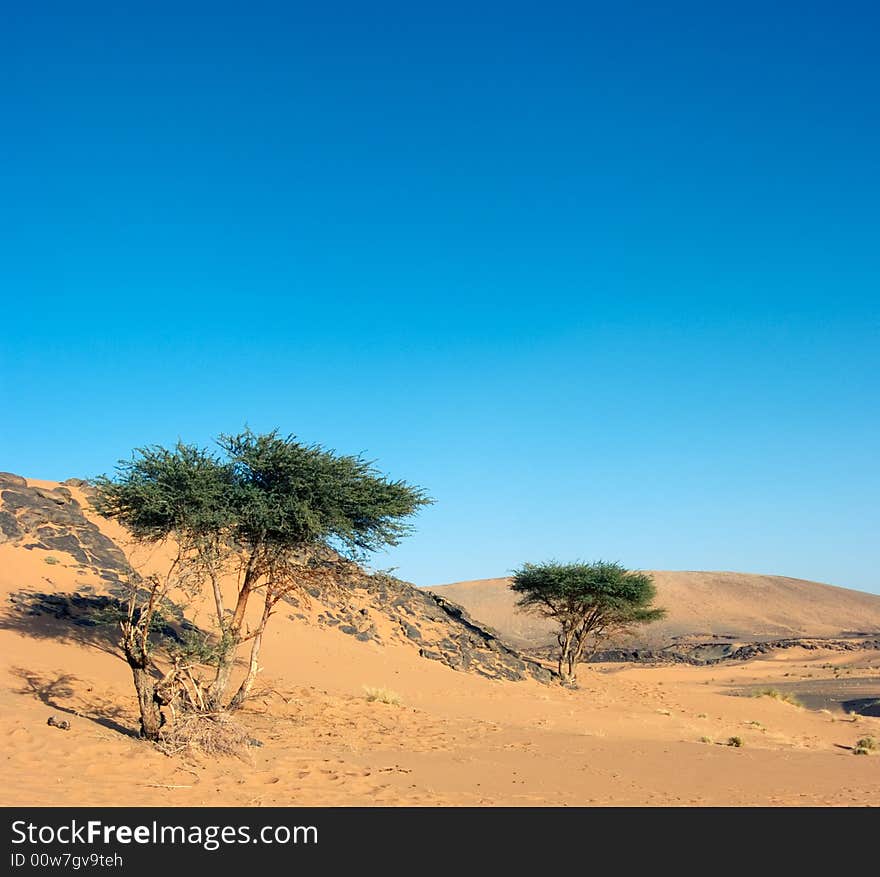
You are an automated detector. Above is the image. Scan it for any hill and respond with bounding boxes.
[430,571,880,651]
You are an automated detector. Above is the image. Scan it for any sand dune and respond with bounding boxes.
[1,476,879,806]
[431,572,880,649]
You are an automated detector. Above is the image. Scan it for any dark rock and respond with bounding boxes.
[0,510,22,542]
[34,488,67,506]
[402,622,422,641]
[1,490,39,512]
[35,533,90,565]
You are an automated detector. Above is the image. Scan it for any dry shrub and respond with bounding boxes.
[853,736,877,756]
[363,685,402,706]
[749,688,802,707]
[156,709,251,758]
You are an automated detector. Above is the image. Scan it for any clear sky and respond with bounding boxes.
[2,2,878,593]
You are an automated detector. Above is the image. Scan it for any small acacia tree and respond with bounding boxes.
[96,429,431,736]
[511,560,665,685]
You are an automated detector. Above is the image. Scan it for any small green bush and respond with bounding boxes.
[727,736,744,747]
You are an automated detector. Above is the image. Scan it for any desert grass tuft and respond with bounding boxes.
[853,736,877,756]
[363,685,402,706]
[749,687,802,707]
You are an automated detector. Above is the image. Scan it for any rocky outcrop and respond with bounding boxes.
[353,574,552,682]
[537,636,880,666]
[285,570,553,683]
[0,474,130,580]
[1,474,553,685]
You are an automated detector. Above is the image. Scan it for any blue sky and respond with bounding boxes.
[2,2,878,593]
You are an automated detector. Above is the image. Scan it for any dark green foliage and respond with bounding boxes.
[95,430,431,559]
[219,429,432,557]
[511,560,665,684]
[93,443,234,541]
[512,560,664,626]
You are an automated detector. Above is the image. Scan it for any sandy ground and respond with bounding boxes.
[2,482,879,807]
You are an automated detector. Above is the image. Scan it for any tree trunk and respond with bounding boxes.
[567,634,588,685]
[131,666,163,741]
[207,559,258,708]
[557,652,569,683]
[557,625,575,685]
[208,655,236,710]
[227,630,263,711]
[230,555,258,632]
[558,661,573,685]
[210,572,225,627]
[227,595,272,711]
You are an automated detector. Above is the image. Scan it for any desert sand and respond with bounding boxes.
[2,478,879,807]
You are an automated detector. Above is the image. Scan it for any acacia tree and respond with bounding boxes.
[96,429,432,726]
[511,561,665,685]
[94,443,235,739]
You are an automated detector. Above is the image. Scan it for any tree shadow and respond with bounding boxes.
[3,589,222,740]
[10,666,138,738]
[0,589,197,659]
[4,589,251,741]
[0,590,127,658]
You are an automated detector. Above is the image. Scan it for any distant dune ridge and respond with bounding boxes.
[429,571,880,650]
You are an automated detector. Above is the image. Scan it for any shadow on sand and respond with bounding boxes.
[9,666,137,738]
[0,590,127,658]
[2,589,190,739]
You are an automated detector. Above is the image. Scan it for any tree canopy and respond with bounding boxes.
[96,429,431,557]
[511,560,665,684]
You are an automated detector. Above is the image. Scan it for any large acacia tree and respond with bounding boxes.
[511,561,665,685]
[96,429,431,735]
